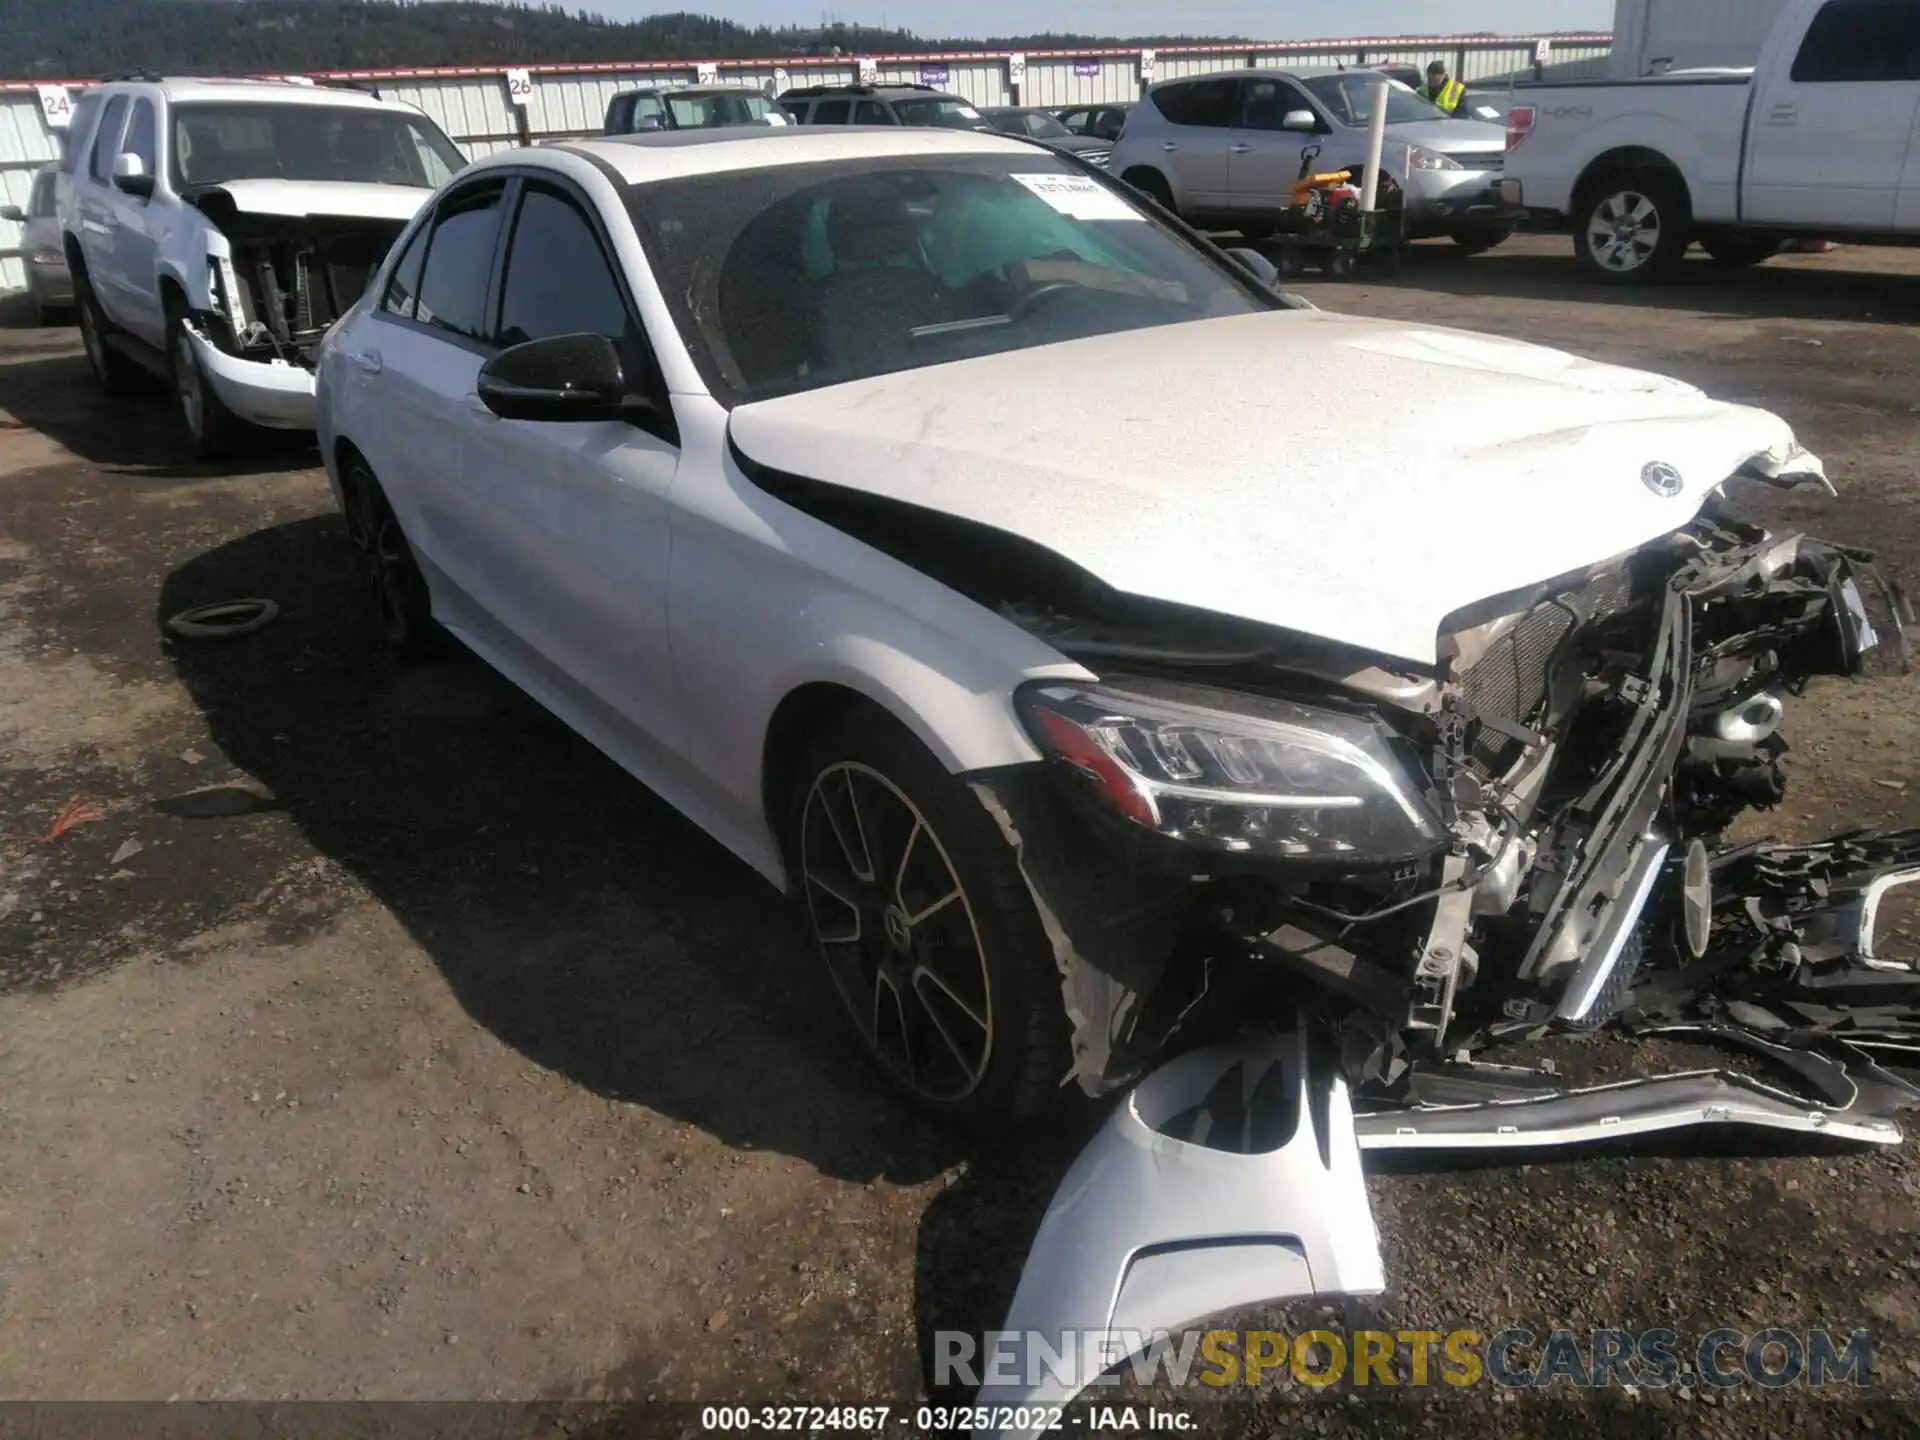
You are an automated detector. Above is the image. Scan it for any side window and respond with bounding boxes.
[606,95,633,132]
[381,222,429,318]
[631,96,666,130]
[122,99,158,176]
[413,182,507,341]
[1060,109,1088,132]
[30,171,58,217]
[1791,0,1920,82]
[88,95,129,183]
[496,184,635,348]
[812,99,852,124]
[1241,79,1314,131]
[853,99,888,124]
[787,101,813,123]
[61,93,104,175]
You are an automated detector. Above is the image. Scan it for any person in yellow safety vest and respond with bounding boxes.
[1421,60,1466,115]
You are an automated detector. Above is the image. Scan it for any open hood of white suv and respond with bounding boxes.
[729,310,1822,665]
[183,178,432,222]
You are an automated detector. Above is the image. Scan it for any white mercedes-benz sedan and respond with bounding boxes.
[316,125,1907,1153]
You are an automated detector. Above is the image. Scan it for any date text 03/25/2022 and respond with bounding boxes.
[698,1406,1193,1432]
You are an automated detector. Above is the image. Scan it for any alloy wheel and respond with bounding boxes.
[79,298,107,378]
[369,511,412,644]
[799,761,994,1103]
[1588,190,1661,274]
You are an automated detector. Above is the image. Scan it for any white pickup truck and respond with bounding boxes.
[1500,0,1920,283]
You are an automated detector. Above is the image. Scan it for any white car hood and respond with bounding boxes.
[187,179,431,223]
[728,310,1822,665]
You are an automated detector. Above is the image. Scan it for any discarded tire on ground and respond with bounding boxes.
[164,598,281,641]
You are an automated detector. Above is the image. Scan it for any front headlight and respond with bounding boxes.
[1017,678,1444,861]
[1407,146,1461,171]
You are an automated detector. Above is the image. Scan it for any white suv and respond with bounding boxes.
[59,75,466,457]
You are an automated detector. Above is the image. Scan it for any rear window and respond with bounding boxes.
[891,96,988,130]
[1152,78,1238,128]
[1792,0,1920,82]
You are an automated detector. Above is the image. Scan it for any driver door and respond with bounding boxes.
[1227,77,1333,216]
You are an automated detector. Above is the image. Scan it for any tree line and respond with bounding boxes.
[0,1,1250,78]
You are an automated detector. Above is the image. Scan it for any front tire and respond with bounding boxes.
[1574,169,1692,284]
[791,709,1069,1131]
[168,311,250,461]
[1122,167,1177,216]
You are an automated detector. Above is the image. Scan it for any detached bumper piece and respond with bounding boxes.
[974,1032,1382,1438]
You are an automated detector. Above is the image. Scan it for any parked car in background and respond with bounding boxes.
[780,83,992,131]
[980,106,1112,166]
[1502,0,1920,283]
[1110,68,1522,251]
[58,75,465,457]
[1,164,71,323]
[1053,101,1133,141]
[603,85,791,135]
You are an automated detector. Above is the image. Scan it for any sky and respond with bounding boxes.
[594,0,1619,39]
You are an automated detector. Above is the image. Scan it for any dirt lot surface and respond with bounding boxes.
[4,235,1920,1437]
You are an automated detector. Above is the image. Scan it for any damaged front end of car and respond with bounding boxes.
[969,483,1917,1426]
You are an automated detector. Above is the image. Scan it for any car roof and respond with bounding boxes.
[536,126,1036,185]
[100,76,401,111]
[615,84,768,98]
[784,84,958,99]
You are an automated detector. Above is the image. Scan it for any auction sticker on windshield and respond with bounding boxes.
[1012,172,1143,222]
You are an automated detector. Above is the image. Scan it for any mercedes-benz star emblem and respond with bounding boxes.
[1641,461,1685,497]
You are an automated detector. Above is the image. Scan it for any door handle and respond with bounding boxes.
[1162,142,1179,152]
[465,393,498,422]
[81,218,111,235]
[349,348,382,376]
[1229,142,1253,153]
[1768,103,1798,124]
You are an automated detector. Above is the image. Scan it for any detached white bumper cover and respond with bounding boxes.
[185,323,317,431]
[973,1033,1383,1438]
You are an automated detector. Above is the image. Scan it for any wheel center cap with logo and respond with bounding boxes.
[1642,461,1684,497]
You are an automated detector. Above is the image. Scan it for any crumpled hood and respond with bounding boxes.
[186,179,432,223]
[728,310,1823,665]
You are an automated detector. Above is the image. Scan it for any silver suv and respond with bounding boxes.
[1109,69,1524,252]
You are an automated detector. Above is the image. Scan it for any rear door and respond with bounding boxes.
[361,177,510,618]
[456,175,683,761]
[1743,0,1920,226]
[1228,76,1331,214]
[1151,77,1240,211]
[75,94,130,321]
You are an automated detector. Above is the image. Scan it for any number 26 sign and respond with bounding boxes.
[504,68,533,107]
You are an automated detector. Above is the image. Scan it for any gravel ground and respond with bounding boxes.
[2,235,1919,1437]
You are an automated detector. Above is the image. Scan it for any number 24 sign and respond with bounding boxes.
[37,85,74,129]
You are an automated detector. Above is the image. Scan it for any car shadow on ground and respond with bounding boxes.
[157,514,975,1190]
[1381,237,1920,324]
[0,347,315,479]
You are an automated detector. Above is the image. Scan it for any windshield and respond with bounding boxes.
[170,103,466,189]
[995,110,1073,139]
[629,154,1271,406]
[891,96,990,130]
[666,92,783,128]
[1302,74,1447,126]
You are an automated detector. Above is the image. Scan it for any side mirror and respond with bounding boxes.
[1224,246,1280,289]
[0,205,23,223]
[112,152,154,198]
[634,116,664,132]
[477,333,649,423]
[1282,109,1320,133]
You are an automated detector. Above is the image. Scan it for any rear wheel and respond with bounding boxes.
[1574,169,1692,284]
[1123,168,1176,215]
[344,459,439,661]
[1700,233,1783,268]
[790,709,1069,1131]
[73,267,140,396]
